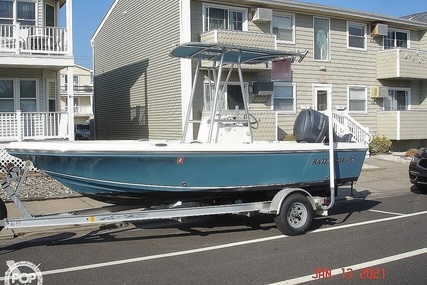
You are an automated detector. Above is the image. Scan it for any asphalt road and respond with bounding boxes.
[1,191,426,285]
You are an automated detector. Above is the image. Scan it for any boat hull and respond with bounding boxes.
[7,140,367,205]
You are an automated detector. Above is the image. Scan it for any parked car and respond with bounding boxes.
[409,148,427,192]
[75,124,90,140]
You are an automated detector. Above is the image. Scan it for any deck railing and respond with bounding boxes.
[0,24,68,55]
[0,111,68,142]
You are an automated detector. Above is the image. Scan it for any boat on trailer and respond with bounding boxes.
[1,43,368,235]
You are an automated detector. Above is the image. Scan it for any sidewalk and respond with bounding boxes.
[0,156,412,240]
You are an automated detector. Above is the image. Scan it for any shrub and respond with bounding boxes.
[283,133,295,141]
[369,135,392,155]
[405,148,418,157]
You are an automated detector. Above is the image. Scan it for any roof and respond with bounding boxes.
[401,11,427,23]
[169,42,308,64]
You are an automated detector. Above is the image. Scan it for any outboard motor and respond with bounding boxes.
[293,109,328,143]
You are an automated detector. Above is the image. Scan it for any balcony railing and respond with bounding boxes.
[62,106,93,115]
[60,85,93,93]
[200,29,277,69]
[377,110,427,140]
[200,29,276,49]
[0,24,68,55]
[0,111,68,142]
[377,48,427,80]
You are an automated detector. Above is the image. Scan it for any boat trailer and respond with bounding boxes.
[0,161,332,237]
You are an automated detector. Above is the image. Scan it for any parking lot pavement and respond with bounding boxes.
[0,155,413,240]
[354,155,412,198]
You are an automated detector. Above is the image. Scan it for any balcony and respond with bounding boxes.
[377,110,427,140]
[200,29,277,69]
[0,111,68,142]
[200,29,276,49]
[62,106,92,116]
[377,48,427,80]
[0,24,68,55]
[60,85,93,93]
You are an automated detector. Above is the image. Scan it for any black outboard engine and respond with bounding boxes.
[293,109,328,143]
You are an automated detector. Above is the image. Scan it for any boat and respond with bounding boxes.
[5,43,368,206]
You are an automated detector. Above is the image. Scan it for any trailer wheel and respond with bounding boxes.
[0,198,7,232]
[274,193,313,236]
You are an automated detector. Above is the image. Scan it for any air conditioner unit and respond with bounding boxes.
[371,23,388,36]
[370,86,388,98]
[252,8,273,22]
[252,81,273,96]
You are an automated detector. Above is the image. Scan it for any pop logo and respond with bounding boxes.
[4,261,43,285]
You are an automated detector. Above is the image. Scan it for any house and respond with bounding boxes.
[92,0,427,150]
[60,64,94,126]
[0,0,74,146]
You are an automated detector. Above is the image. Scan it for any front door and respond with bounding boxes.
[313,84,332,111]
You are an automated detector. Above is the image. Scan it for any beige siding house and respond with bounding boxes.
[92,0,427,150]
[60,64,93,125]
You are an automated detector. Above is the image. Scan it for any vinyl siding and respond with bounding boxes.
[93,0,181,140]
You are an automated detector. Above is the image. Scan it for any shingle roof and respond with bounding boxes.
[401,11,427,23]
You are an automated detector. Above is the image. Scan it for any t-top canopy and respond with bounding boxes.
[170,42,308,64]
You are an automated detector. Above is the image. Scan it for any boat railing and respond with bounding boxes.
[332,111,372,145]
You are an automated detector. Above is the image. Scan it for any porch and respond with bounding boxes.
[0,111,68,142]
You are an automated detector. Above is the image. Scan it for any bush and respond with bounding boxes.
[405,148,418,157]
[283,133,295,141]
[369,135,392,155]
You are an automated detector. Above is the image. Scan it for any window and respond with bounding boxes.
[272,13,294,43]
[203,82,248,111]
[383,89,410,111]
[17,1,35,26]
[0,0,35,26]
[348,86,367,112]
[314,17,330,60]
[274,83,295,112]
[0,78,37,112]
[203,4,247,32]
[45,3,55,27]
[48,80,56,111]
[384,29,409,49]
[0,79,14,112]
[0,0,12,25]
[347,22,367,50]
[19,80,36,111]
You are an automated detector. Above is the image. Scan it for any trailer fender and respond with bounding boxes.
[269,188,316,215]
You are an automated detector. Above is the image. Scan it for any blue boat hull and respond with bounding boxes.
[11,145,366,205]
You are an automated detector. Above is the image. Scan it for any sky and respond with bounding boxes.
[70,0,427,69]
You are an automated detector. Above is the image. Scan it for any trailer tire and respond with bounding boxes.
[0,198,7,232]
[274,193,313,236]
